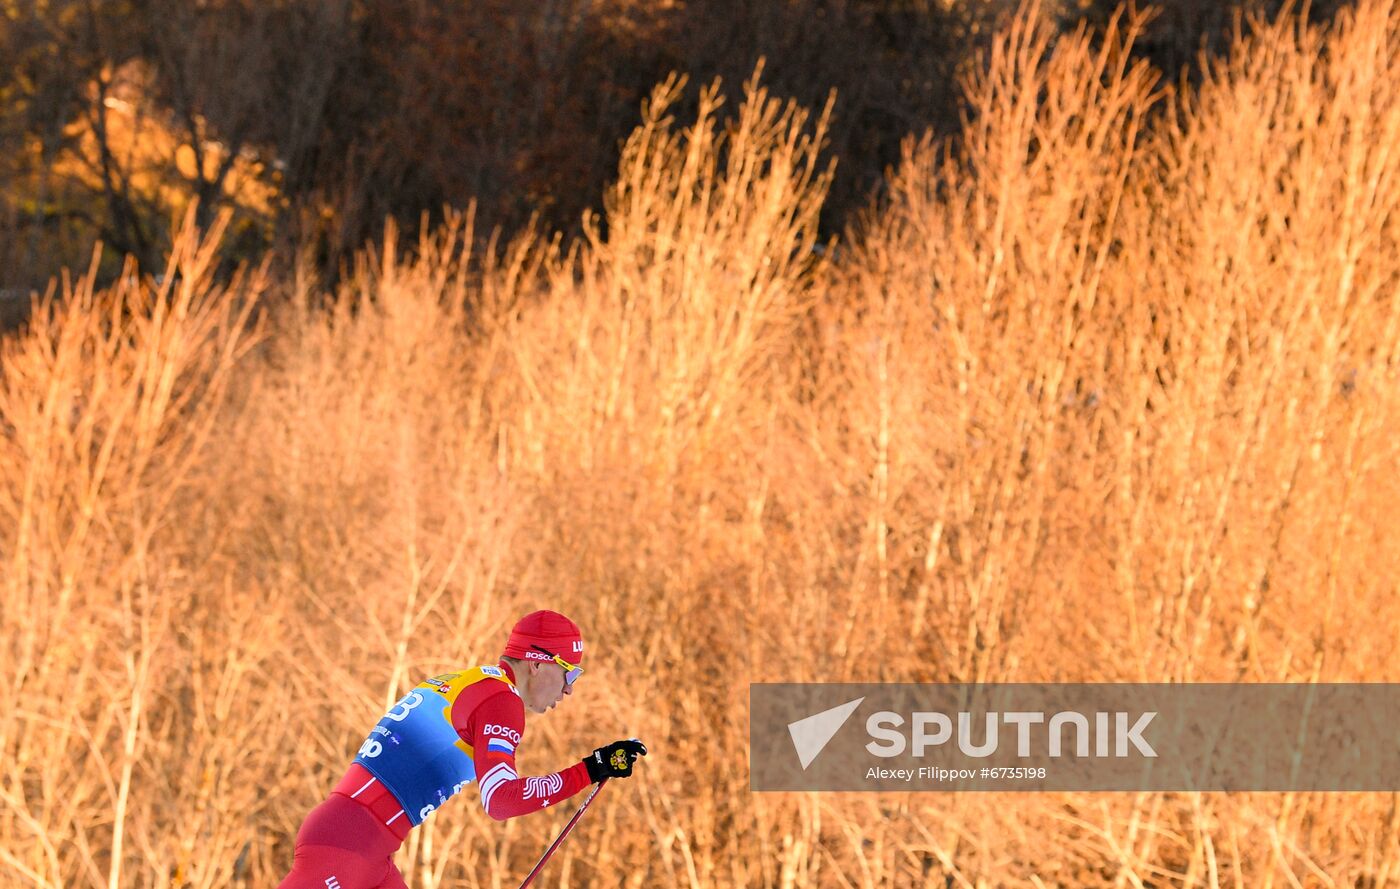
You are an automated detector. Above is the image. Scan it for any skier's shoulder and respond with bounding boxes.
[458,663,505,684]
[473,666,523,707]
[448,665,524,726]
[422,664,517,694]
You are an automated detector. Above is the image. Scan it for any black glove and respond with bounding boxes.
[583,738,648,782]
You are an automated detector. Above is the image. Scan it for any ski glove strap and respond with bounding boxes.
[584,738,648,782]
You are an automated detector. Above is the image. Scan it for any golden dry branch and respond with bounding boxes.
[1,2,1399,885]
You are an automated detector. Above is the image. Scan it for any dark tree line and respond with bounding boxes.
[0,0,1356,289]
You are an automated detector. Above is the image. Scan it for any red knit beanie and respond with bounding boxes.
[502,610,584,664]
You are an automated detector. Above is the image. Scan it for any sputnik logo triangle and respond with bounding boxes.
[787,697,865,769]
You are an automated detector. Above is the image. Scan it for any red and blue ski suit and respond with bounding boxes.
[279,662,592,889]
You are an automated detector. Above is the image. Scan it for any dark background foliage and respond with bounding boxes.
[0,0,1356,293]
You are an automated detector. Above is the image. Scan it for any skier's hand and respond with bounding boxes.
[583,738,647,782]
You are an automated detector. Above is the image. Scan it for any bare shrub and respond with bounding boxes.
[1,1,1398,885]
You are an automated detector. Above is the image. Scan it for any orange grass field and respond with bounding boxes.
[2,1,1400,886]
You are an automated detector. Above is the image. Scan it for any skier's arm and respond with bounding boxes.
[465,692,592,821]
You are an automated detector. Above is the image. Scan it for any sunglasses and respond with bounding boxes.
[531,645,584,686]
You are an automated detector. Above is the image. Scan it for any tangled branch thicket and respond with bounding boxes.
[3,2,1399,886]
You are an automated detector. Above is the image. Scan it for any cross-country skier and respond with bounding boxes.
[278,610,648,889]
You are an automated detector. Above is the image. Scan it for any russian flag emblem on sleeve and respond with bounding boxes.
[487,738,515,755]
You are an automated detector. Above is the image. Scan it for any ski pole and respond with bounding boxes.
[516,778,609,889]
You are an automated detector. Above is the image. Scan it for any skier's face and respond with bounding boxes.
[524,661,574,714]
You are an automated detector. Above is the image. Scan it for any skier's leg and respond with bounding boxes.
[278,793,406,889]
[374,861,410,889]
[278,843,395,889]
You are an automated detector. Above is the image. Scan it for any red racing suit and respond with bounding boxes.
[279,662,592,888]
